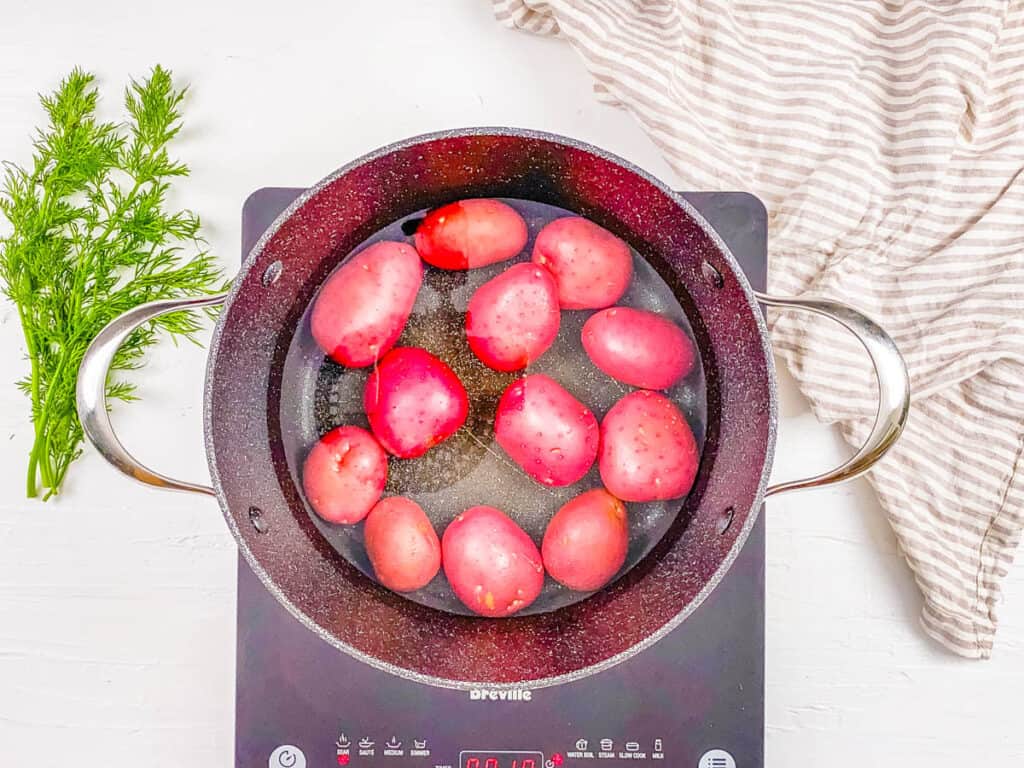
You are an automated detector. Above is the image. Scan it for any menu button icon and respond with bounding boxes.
[698,749,736,768]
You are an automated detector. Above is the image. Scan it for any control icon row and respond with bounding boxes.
[574,738,663,752]
[335,734,430,752]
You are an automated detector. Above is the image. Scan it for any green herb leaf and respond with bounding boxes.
[0,66,224,500]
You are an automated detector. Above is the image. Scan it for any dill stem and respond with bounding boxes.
[19,308,42,497]
[26,439,39,498]
[20,185,58,497]
[32,349,74,495]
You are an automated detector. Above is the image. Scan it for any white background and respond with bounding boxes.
[1,2,1022,766]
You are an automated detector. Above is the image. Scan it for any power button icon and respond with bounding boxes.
[269,745,307,768]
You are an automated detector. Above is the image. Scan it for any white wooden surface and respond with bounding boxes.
[1,2,1022,766]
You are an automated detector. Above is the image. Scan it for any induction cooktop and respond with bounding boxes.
[236,187,767,768]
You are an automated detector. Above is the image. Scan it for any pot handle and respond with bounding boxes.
[76,293,229,497]
[756,291,910,497]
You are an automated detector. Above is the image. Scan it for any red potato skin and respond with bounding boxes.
[364,347,469,458]
[494,374,600,487]
[415,199,528,270]
[542,489,629,591]
[599,390,699,502]
[302,426,388,524]
[442,505,545,617]
[582,307,695,390]
[364,497,441,592]
[310,241,423,367]
[532,216,633,309]
[465,263,560,371]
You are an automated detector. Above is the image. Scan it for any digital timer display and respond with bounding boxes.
[459,751,544,768]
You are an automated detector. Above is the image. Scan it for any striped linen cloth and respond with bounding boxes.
[493,0,1024,658]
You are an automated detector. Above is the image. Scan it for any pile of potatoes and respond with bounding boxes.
[302,199,699,617]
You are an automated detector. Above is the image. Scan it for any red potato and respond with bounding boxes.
[582,307,695,390]
[415,199,528,270]
[542,489,629,591]
[494,374,599,487]
[532,216,633,309]
[465,263,560,371]
[302,426,388,524]
[310,241,423,367]
[442,505,545,617]
[364,497,441,592]
[599,390,699,502]
[364,347,469,458]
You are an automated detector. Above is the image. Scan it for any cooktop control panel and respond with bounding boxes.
[268,739,739,767]
[239,189,766,768]
[324,736,666,765]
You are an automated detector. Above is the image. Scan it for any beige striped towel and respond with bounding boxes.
[493,0,1024,658]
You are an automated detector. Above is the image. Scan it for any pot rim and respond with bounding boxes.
[203,126,778,689]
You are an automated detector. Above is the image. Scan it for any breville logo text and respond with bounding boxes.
[469,688,533,702]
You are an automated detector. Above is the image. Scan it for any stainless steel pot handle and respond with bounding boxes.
[756,291,910,497]
[75,294,229,497]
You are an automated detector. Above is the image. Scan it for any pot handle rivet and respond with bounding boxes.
[717,506,735,535]
[248,505,269,533]
[701,260,725,288]
[75,293,229,496]
[756,291,911,497]
[261,260,283,286]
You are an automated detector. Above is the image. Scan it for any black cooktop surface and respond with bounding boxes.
[236,188,767,768]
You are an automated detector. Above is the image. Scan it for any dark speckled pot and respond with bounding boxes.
[205,129,776,689]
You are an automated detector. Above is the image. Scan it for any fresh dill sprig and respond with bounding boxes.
[0,66,224,500]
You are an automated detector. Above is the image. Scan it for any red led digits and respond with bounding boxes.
[464,753,543,767]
